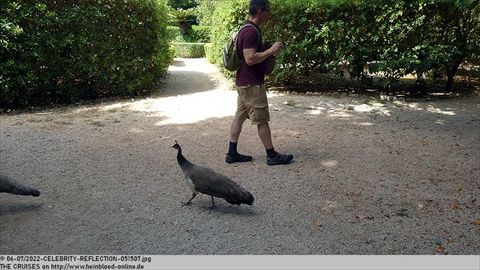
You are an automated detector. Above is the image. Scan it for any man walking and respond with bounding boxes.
[226,0,293,166]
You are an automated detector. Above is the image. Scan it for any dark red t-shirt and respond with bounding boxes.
[235,21,267,86]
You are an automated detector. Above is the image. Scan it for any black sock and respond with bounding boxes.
[228,141,238,156]
[266,148,277,158]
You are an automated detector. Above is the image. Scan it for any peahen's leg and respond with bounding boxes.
[208,196,216,210]
[181,193,197,206]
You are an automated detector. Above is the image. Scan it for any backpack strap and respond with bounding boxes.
[235,23,261,43]
[235,23,261,61]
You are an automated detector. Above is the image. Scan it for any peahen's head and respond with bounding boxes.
[172,140,182,151]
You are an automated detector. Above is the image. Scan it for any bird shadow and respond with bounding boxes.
[0,202,43,215]
[197,204,258,216]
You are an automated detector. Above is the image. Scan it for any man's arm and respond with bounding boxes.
[243,42,283,66]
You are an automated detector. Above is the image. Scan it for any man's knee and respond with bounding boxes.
[234,114,248,124]
[257,122,270,130]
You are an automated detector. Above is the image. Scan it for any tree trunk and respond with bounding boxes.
[179,22,192,37]
[445,56,464,92]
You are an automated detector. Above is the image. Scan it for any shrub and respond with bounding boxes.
[204,43,214,63]
[209,0,480,91]
[196,0,217,26]
[172,42,206,58]
[210,0,249,75]
[167,25,210,43]
[168,7,197,37]
[167,25,185,42]
[169,45,176,63]
[191,25,211,42]
[0,0,171,108]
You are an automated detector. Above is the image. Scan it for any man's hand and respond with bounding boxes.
[243,41,284,66]
[270,42,284,57]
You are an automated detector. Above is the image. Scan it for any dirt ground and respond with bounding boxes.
[0,58,479,255]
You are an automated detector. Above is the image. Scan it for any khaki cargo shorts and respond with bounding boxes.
[235,84,270,125]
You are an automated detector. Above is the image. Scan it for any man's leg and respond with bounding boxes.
[230,114,247,143]
[226,114,253,164]
[257,122,293,166]
[257,122,273,149]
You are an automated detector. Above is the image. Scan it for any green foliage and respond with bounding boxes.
[168,0,197,9]
[167,25,184,42]
[169,45,176,63]
[0,0,171,108]
[209,0,480,90]
[204,43,215,63]
[195,0,219,25]
[167,25,210,42]
[168,7,197,35]
[210,0,249,75]
[168,7,196,24]
[191,25,211,42]
[172,42,206,58]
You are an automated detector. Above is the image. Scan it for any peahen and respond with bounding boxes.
[172,141,254,209]
[0,174,41,197]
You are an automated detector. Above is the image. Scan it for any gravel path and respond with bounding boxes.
[1,58,479,254]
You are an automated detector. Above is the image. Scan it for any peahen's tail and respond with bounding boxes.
[0,174,41,197]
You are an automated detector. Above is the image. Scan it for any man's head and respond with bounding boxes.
[249,0,270,25]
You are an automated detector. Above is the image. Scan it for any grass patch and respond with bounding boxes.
[53,121,72,125]
[285,100,296,107]
[87,121,105,127]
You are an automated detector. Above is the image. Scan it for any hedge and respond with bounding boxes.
[0,0,171,108]
[210,0,480,90]
[172,42,206,58]
[210,0,249,75]
[204,43,215,63]
[167,26,185,42]
[167,25,211,43]
[191,25,211,43]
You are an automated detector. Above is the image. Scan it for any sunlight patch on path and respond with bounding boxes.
[169,58,219,74]
[395,101,457,116]
[98,58,243,125]
[99,88,238,125]
[132,88,237,125]
[298,99,391,117]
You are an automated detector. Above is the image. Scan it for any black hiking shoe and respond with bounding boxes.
[225,153,253,164]
[267,153,294,166]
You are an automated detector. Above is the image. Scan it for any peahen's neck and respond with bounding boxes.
[176,149,193,171]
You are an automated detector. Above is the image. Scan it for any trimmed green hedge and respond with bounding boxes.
[204,43,214,63]
[210,0,480,90]
[167,26,184,42]
[172,42,206,58]
[1,0,171,108]
[211,0,248,75]
[167,25,211,43]
[191,25,211,43]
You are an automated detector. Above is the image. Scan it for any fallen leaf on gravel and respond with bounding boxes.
[474,219,480,225]
[313,220,322,227]
[395,208,410,217]
[451,203,461,210]
[355,214,374,220]
[435,244,446,253]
